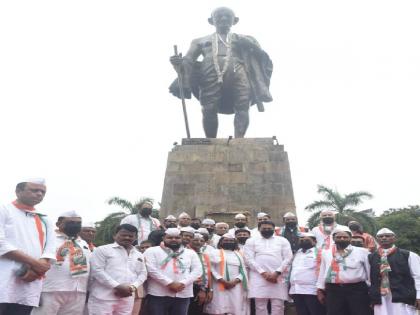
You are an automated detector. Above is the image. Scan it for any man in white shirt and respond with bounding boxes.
[120,201,161,244]
[180,226,196,247]
[178,212,192,228]
[80,221,97,252]
[235,228,251,250]
[244,221,293,315]
[311,210,346,250]
[143,228,202,315]
[250,212,270,237]
[211,222,229,247]
[88,224,147,315]
[0,178,56,315]
[316,226,371,315]
[32,210,90,315]
[369,228,420,315]
[228,213,250,236]
[289,232,325,315]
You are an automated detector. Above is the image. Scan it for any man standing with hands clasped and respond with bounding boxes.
[0,178,56,315]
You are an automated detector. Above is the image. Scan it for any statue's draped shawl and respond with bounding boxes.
[169,34,273,114]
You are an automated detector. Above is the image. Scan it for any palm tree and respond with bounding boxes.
[94,196,156,246]
[305,185,376,233]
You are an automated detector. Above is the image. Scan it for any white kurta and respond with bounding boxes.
[289,248,319,295]
[244,235,292,299]
[120,214,160,243]
[0,203,56,307]
[311,223,347,249]
[204,249,249,315]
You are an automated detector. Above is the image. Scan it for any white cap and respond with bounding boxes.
[18,177,46,185]
[180,226,195,234]
[321,209,336,215]
[193,233,203,240]
[197,227,209,235]
[178,212,191,219]
[82,221,96,228]
[283,212,296,218]
[257,212,269,219]
[376,228,395,236]
[300,232,316,239]
[165,228,181,236]
[202,218,216,225]
[332,226,352,236]
[235,213,246,219]
[165,215,177,220]
[142,201,153,207]
[58,210,81,218]
[222,233,235,239]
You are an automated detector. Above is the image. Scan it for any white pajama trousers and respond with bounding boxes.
[374,294,417,315]
[88,295,134,315]
[255,298,285,315]
[31,291,86,315]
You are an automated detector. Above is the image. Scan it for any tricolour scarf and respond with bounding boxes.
[326,245,353,283]
[159,244,186,274]
[378,245,397,296]
[318,223,337,249]
[218,249,248,291]
[197,249,212,290]
[56,238,88,276]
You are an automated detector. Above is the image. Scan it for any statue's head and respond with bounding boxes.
[208,7,239,34]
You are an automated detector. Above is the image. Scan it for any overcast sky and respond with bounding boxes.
[1,0,419,226]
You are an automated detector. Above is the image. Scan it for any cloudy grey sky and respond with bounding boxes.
[1,0,419,225]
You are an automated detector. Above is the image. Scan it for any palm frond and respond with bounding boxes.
[307,210,322,229]
[107,197,134,211]
[305,200,335,211]
[344,191,373,208]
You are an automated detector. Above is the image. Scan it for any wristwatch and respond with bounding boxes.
[129,285,137,294]
[275,271,282,276]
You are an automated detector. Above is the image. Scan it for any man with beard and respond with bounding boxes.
[121,201,161,243]
[278,212,307,254]
[178,212,192,228]
[88,224,147,315]
[0,178,55,315]
[188,233,213,315]
[148,215,178,246]
[202,218,216,244]
[144,228,201,315]
[369,228,420,315]
[190,218,202,230]
[228,213,250,236]
[316,226,371,315]
[32,210,90,315]
[251,212,270,237]
[347,221,376,252]
[289,232,325,315]
[180,226,196,247]
[311,210,346,250]
[211,222,229,247]
[234,228,251,250]
[204,234,248,315]
[244,221,293,315]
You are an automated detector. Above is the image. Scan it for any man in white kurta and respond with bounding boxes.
[311,210,346,250]
[0,178,56,315]
[205,233,248,315]
[143,228,202,315]
[211,222,229,247]
[369,228,420,315]
[244,221,292,315]
[120,201,160,244]
[89,224,147,315]
[32,210,91,315]
[250,212,270,238]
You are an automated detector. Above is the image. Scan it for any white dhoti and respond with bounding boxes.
[88,295,134,315]
[374,294,417,315]
[255,298,285,315]
[31,291,86,315]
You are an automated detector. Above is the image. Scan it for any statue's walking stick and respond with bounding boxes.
[174,45,191,139]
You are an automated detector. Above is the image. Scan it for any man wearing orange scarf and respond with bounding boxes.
[0,178,56,315]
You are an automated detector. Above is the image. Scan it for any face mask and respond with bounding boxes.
[166,243,181,250]
[237,237,248,245]
[322,217,334,225]
[260,230,274,238]
[63,222,82,237]
[140,208,152,216]
[351,241,364,247]
[349,224,360,232]
[207,228,215,234]
[300,240,313,250]
[235,222,246,228]
[190,223,201,229]
[165,223,177,229]
[222,243,236,250]
[285,222,297,229]
[335,241,351,249]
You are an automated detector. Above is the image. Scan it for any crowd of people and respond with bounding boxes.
[0,178,419,315]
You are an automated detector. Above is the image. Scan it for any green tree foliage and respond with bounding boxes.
[305,185,376,233]
[94,196,157,246]
[375,206,420,254]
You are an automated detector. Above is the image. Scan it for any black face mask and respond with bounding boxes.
[322,217,334,225]
[166,243,181,250]
[235,222,246,228]
[140,208,152,217]
[222,243,236,250]
[300,240,314,250]
[349,224,361,232]
[260,230,274,238]
[237,237,248,245]
[63,222,82,237]
[207,228,215,234]
[285,222,297,229]
[335,241,351,249]
[351,241,364,247]
[165,223,177,229]
[190,223,201,230]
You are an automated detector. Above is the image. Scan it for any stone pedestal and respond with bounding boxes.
[160,138,295,226]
